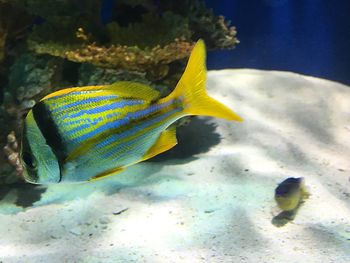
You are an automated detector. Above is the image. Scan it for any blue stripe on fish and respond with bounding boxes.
[71,118,129,144]
[65,112,119,127]
[128,99,174,120]
[97,109,181,159]
[64,115,116,137]
[64,100,144,119]
[71,100,175,143]
[51,94,120,113]
[96,108,178,150]
[100,109,181,159]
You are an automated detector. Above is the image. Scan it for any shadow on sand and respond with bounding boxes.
[0,117,222,212]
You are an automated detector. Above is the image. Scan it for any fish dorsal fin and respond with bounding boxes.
[105,81,160,101]
[41,85,105,100]
[41,81,160,101]
[142,126,178,162]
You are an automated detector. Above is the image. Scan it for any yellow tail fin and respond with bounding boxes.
[167,39,243,122]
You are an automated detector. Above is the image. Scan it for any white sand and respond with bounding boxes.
[0,69,349,262]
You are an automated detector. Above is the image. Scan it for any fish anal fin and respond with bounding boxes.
[89,166,126,182]
[142,127,178,161]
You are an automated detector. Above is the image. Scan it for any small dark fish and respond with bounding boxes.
[275,177,309,212]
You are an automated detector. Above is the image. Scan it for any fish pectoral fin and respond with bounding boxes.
[106,81,160,101]
[89,166,126,181]
[142,126,178,162]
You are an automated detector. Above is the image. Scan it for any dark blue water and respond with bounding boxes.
[205,0,350,85]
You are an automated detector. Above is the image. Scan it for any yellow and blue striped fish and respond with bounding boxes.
[20,40,243,184]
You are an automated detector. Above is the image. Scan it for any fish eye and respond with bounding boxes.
[22,151,37,169]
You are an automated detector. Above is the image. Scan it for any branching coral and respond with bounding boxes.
[25,0,237,80]
[158,0,239,49]
[106,12,191,48]
[29,37,194,80]
[3,131,23,180]
[0,131,24,184]
[193,14,239,50]
[78,64,150,87]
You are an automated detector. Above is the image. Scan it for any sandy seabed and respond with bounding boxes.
[0,69,349,263]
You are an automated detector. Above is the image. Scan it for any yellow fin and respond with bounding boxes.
[41,85,105,100]
[142,126,178,161]
[165,39,243,122]
[89,166,126,182]
[41,81,160,101]
[105,81,160,101]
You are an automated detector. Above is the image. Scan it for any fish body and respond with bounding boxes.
[274,177,309,211]
[21,40,243,184]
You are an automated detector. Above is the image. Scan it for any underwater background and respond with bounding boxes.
[0,1,349,262]
[206,0,350,85]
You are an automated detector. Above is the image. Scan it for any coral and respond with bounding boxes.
[3,131,23,181]
[0,131,24,184]
[77,63,178,97]
[6,0,101,22]
[106,12,191,48]
[25,0,237,80]
[5,0,104,61]
[4,54,61,121]
[26,5,194,80]
[192,14,239,50]
[78,63,149,87]
[29,37,194,80]
[158,0,239,49]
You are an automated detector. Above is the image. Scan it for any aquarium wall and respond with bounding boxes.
[205,0,350,85]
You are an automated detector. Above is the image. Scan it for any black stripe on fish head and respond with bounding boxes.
[21,121,39,183]
[32,101,66,181]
